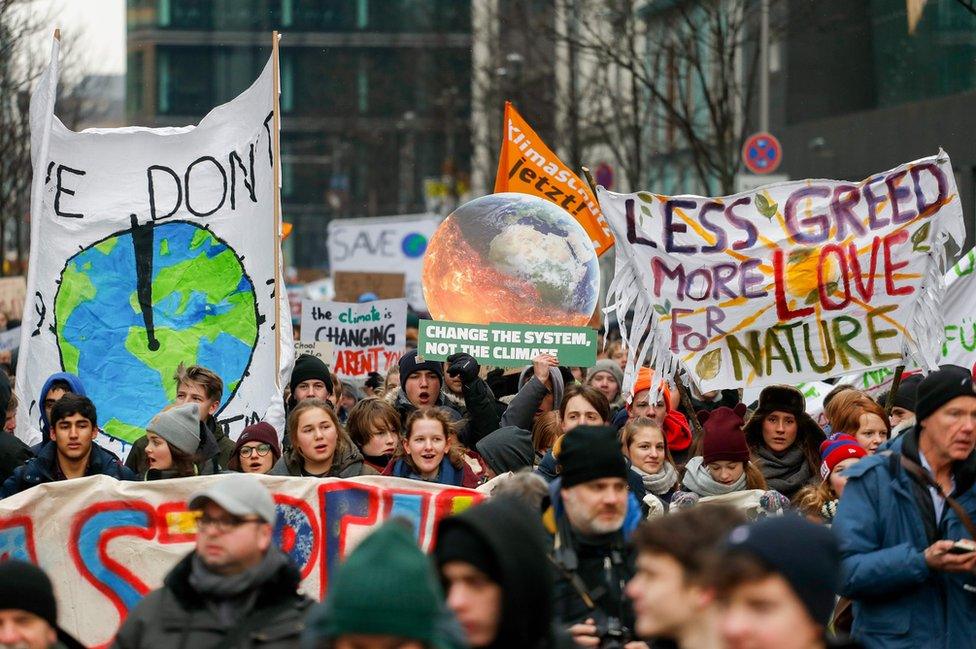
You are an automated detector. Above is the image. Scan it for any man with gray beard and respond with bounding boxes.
[547,425,646,649]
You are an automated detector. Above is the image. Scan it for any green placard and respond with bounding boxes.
[418,319,597,368]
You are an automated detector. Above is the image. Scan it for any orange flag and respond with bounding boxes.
[493,102,614,255]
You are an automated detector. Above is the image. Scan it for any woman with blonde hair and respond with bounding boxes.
[621,416,679,513]
[270,398,375,477]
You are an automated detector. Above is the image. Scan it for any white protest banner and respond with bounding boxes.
[839,248,976,396]
[598,152,965,392]
[301,299,407,379]
[18,39,294,452]
[0,474,482,648]
[327,214,441,311]
[937,248,976,373]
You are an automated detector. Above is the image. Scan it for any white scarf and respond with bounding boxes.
[680,456,747,497]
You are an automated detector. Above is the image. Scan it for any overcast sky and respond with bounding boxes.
[27,0,125,75]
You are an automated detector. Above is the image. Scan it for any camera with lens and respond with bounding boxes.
[595,615,633,649]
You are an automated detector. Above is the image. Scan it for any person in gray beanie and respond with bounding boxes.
[113,474,312,649]
[585,359,624,417]
[143,403,203,480]
[833,364,976,649]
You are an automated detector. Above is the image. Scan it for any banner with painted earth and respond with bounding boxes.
[0,474,482,648]
[18,41,293,453]
[598,152,965,391]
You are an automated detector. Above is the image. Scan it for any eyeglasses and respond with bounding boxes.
[196,514,263,533]
[239,443,272,458]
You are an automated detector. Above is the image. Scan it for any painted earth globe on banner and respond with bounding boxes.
[422,192,599,325]
[55,221,259,443]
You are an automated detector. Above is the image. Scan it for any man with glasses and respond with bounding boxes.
[229,422,281,474]
[834,365,976,648]
[112,474,311,648]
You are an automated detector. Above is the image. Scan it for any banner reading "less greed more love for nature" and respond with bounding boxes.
[418,319,596,367]
[600,152,965,392]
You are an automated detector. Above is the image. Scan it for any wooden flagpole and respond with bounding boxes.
[272,31,283,387]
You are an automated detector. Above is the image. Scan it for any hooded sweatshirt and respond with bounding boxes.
[498,366,565,432]
[434,497,573,649]
[32,372,87,447]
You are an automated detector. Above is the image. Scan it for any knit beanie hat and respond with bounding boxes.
[629,367,672,412]
[291,354,333,395]
[819,434,866,480]
[586,360,624,390]
[434,524,502,585]
[915,365,976,424]
[700,404,750,465]
[0,560,57,627]
[229,422,282,471]
[310,521,445,644]
[399,349,444,388]
[889,373,922,412]
[724,516,840,625]
[147,403,201,456]
[559,425,628,488]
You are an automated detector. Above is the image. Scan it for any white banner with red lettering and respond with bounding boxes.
[0,474,482,648]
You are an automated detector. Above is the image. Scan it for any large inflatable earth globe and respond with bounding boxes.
[422,192,600,325]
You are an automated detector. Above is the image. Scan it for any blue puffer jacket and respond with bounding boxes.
[833,428,976,649]
[1,439,136,498]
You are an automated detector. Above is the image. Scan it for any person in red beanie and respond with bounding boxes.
[794,434,866,524]
[613,367,693,464]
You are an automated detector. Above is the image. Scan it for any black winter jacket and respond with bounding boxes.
[111,551,312,649]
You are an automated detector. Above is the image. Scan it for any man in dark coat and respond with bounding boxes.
[112,474,312,649]
[2,394,135,498]
[545,425,643,648]
[434,495,572,649]
[834,365,976,649]
[441,352,502,445]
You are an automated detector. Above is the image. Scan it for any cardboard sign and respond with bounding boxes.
[418,319,597,368]
[599,152,965,391]
[333,270,406,302]
[0,474,482,648]
[0,276,27,321]
[18,40,293,451]
[294,340,334,362]
[301,299,407,379]
[327,214,441,310]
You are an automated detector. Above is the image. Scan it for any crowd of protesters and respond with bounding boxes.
[2,323,976,649]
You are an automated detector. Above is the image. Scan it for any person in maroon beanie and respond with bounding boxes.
[228,422,281,474]
[671,405,789,516]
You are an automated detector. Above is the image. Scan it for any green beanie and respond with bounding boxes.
[306,521,445,645]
